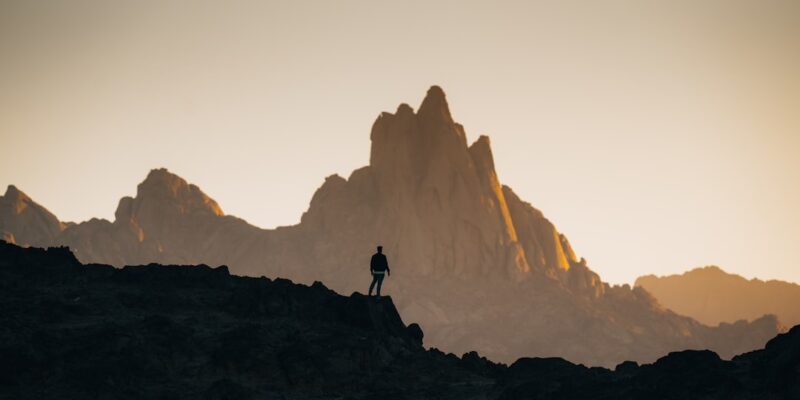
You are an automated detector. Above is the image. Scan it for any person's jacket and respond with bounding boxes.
[370,253,389,272]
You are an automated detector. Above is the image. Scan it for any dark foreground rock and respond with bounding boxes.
[0,241,797,399]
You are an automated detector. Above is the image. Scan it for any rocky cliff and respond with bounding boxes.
[1,241,798,399]
[0,86,782,367]
[637,266,800,327]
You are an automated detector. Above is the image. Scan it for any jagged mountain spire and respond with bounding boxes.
[361,86,531,279]
[417,85,454,126]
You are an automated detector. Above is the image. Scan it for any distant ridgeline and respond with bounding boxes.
[1,241,798,399]
[637,266,800,327]
[0,86,783,367]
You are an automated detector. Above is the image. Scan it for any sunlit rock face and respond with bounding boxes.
[0,87,781,367]
[307,86,531,283]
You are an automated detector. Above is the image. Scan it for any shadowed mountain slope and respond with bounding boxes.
[637,266,800,327]
[0,87,781,367]
[1,242,798,399]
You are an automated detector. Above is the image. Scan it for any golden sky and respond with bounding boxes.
[1,0,798,284]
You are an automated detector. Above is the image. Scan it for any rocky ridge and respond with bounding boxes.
[637,266,800,327]
[0,241,797,399]
[0,86,782,366]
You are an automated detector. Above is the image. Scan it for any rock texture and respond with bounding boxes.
[1,241,798,399]
[0,86,782,367]
[637,266,800,327]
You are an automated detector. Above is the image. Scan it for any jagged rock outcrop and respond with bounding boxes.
[0,241,489,399]
[0,86,782,367]
[0,185,65,247]
[1,242,798,399]
[637,266,800,327]
[49,168,268,268]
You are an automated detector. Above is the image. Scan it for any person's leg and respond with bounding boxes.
[376,274,384,296]
[369,274,377,296]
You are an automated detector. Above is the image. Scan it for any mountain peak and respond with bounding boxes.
[417,85,453,125]
[140,168,184,191]
[469,135,496,172]
[636,265,800,327]
[4,185,27,201]
[2,185,37,215]
[396,103,414,115]
[0,184,64,245]
[132,168,224,217]
[695,265,725,274]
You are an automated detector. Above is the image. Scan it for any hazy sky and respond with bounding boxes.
[2,0,798,285]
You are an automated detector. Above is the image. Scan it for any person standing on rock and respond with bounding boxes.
[369,246,390,297]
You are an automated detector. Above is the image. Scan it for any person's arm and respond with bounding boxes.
[386,256,390,276]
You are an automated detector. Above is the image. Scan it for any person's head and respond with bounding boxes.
[377,245,383,253]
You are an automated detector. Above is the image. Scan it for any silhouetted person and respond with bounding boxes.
[369,246,390,297]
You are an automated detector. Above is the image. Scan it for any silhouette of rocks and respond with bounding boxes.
[0,242,797,399]
[0,87,781,367]
[407,323,424,346]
